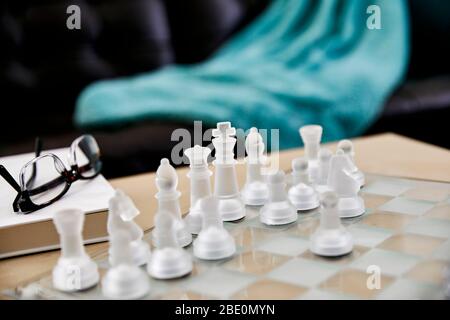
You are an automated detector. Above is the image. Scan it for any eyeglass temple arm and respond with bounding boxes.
[0,165,21,193]
[26,137,43,189]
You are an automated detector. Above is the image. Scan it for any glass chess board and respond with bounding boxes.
[3,174,450,300]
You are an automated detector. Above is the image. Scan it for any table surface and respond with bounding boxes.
[1,133,450,292]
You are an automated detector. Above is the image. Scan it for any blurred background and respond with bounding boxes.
[0,0,449,179]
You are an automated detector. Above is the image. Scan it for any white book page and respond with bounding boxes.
[0,148,115,229]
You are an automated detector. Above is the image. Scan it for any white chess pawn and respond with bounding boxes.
[102,230,150,299]
[147,211,193,279]
[184,145,212,234]
[241,127,269,206]
[260,171,298,225]
[337,139,365,187]
[52,208,99,292]
[212,122,245,221]
[310,192,353,257]
[108,189,151,266]
[299,124,323,184]
[288,157,319,211]
[153,158,192,247]
[316,148,333,194]
[193,196,236,260]
[328,150,365,218]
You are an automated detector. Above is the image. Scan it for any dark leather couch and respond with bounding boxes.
[1,0,449,178]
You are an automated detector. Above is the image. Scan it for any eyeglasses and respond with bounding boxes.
[0,135,102,214]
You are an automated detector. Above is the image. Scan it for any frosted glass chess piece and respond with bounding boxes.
[288,157,319,211]
[337,139,365,187]
[184,145,212,234]
[212,122,245,221]
[241,127,269,206]
[102,230,150,299]
[299,124,323,184]
[310,192,353,256]
[147,211,193,279]
[153,158,192,247]
[328,150,365,218]
[52,208,99,292]
[260,171,298,225]
[316,148,333,194]
[108,189,151,266]
[193,196,236,260]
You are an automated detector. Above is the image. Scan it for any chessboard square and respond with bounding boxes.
[362,180,411,197]
[286,217,319,238]
[297,288,358,300]
[405,260,448,284]
[223,250,290,275]
[402,188,448,203]
[256,236,310,256]
[425,203,450,220]
[379,198,434,216]
[350,248,420,276]
[318,269,395,299]
[231,279,307,300]
[362,194,395,209]
[405,218,450,239]
[231,227,272,250]
[300,245,370,266]
[361,212,415,231]
[378,233,446,257]
[432,240,450,261]
[268,258,340,287]
[375,279,444,300]
[347,224,394,248]
[182,268,257,299]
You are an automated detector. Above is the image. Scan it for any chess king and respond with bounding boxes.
[212,122,246,221]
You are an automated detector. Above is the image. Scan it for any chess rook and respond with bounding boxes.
[153,158,192,247]
[260,170,298,225]
[212,122,245,221]
[241,127,269,206]
[184,145,212,234]
[108,189,150,266]
[52,208,99,292]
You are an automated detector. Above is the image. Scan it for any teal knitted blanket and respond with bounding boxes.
[75,0,409,149]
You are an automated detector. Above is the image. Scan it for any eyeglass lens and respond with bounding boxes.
[72,135,101,178]
[23,155,68,206]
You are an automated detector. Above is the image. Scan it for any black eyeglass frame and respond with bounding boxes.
[0,135,102,214]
